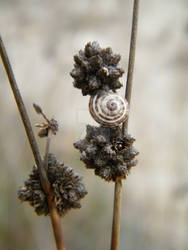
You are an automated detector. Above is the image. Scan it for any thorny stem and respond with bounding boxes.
[0,35,65,250]
[111,1,139,250]
[44,131,65,250]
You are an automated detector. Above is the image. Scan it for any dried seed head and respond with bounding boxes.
[70,41,124,96]
[49,118,58,135]
[18,154,87,216]
[74,125,139,181]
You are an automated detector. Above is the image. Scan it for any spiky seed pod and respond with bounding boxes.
[18,154,87,216]
[70,41,124,96]
[74,125,139,181]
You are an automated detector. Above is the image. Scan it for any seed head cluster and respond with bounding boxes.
[74,125,139,182]
[18,154,87,216]
[70,41,124,96]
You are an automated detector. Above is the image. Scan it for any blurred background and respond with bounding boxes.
[0,0,188,249]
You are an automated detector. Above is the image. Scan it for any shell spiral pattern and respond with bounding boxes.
[89,92,128,127]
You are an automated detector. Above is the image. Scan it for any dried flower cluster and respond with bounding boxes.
[18,154,87,216]
[70,41,124,96]
[74,125,139,181]
[71,42,139,181]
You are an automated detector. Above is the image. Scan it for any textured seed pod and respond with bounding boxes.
[70,41,124,96]
[74,125,139,181]
[18,154,87,216]
[89,91,128,127]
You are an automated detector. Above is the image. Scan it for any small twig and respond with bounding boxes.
[111,1,139,250]
[0,35,65,250]
[33,103,51,125]
[43,130,65,250]
[110,179,122,250]
[0,35,48,187]
[123,0,139,134]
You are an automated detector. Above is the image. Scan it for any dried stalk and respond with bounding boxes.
[111,0,140,250]
[0,35,65,250]
[0,35,46,183]
[43,130,65,250]
[122,0,140,134]
[111,178,122,250]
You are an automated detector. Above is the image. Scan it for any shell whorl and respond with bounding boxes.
[89,92,128,127]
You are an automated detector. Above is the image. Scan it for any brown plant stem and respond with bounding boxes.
[0,35,46,183]
[44,131,65,250]
[0,35,65,250]
[111,0,139,250]
[111,179,122,250]
[123,0,139,134]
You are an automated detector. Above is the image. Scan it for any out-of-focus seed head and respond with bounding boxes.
[18,154,87,216]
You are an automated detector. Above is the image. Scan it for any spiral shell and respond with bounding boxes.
[89,92,128,127]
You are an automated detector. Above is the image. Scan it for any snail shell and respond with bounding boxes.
[89,92,128,127]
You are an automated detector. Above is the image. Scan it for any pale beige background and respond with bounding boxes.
[0,0,188,249]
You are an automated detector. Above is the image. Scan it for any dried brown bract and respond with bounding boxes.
[70,41,124,96]
[18,154,87,216]
[74,125,139,181]
[33,103,58,137]
[36,118,58,137]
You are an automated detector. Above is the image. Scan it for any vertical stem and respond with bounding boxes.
[122,0,140,134]
[111,0,139,250]
[44,131,65,250]
[111,179,122,250]
[48,194,65,250]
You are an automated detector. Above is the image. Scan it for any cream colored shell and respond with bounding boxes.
[89,92,128,127]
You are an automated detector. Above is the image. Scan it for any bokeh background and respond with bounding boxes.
[0,0,188,249]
